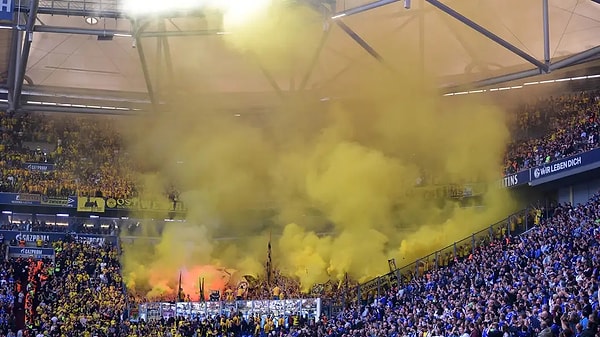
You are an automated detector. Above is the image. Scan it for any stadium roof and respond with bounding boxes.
[0,0,599,114]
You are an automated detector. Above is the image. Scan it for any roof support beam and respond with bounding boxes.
[425,0,548,73]
[332,0,398,18]
[139,30,227,38]
[159,21,175,84]
[33,24,131,36]
[255,58,285,99]
[154,32,163,99]
[12,0,39,112]
[418,0,425,76]
[466,68,544,89]
[0,24,227,38]
[14,5,125,19]
[134,23,158,110]
[299,23,331,91]
[542,0,550,65]
[331,0,549,73]
[550,46,600,71]
[335,20,385,63]
[444,45,600,90]
[6,11,21,113]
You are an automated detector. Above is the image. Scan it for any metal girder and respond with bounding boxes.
[154,33,163,97]
[425,0,548,72]
[138,30,227,38]
[332,0,398,17]
[19,104,141,115]
[18,84,152,102]
[543,0,550,65]
[444,45,600,90]
[0,24,229,38]
[33,25,130,36]
[335,20,385,63]
[15,0,124,19]
[255,59,285,99]
[29,7,124,19]
[299,23,331,91]
[133,22,157,110]
[418,0,425,75]
[464,68,544,89]
[16,3,208,19]
[0,85,152,114]
[11,0,39,112]
[6,10,20,112]
[332,0,549,73]
[159,21,174,83]
[550,46,600,70]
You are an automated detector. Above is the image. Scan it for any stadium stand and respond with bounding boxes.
[0,89,600,336]
[505,90,600,174]
[0,90,599,200]
[0,244,17,336]
[0,112,134,199]
[111,194,598,337]
[7,237,127,337]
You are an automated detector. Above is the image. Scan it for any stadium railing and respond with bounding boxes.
[323,206,543,316]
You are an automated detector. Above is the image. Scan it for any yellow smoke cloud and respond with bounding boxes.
[120,1,518,298]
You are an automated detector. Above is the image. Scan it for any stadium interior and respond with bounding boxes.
[0,0,599,337]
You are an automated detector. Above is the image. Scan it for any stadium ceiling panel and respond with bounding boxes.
[0,0,599,114]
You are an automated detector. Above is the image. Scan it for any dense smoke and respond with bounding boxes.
[120,0,517,299]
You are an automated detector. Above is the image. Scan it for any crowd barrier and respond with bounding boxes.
[0,193,183,213]
[135,298,321,322]
[329,207,535,315]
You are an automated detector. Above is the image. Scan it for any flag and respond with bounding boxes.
[344,272,349,290]
[199,277,205,302]
[177,270,183,302]
[266,232,272,286]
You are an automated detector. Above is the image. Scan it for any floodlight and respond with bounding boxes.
[123,0,271,27]
[221,0,271,28]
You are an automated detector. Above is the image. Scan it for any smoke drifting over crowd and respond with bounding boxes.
[120,1,517,299]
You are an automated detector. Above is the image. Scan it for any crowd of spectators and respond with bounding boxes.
[0,249,17,335]
[0,112,134,199]
[0,184,596,337]
[0,89,599,199]
[116,193,599,337]
[0,217,118,236]
[504,91,600,174]
[0,91,599,336]
[4,237,127,337]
